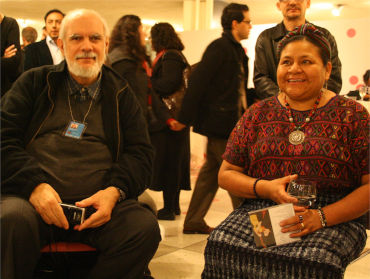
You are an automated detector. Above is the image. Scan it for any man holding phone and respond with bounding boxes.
[1,9,160,279]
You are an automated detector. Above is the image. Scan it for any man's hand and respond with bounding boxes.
[3,44,17,58]
[74,187,120,231]
[29,183,69,229]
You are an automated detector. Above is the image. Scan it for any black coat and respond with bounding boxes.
[24,39,53,71]
[178,31,249,139]
[1,16,22,96]
[1,61,154,199]
[253,21,342,99]
[108,47,170,132]
[150,49,191,191]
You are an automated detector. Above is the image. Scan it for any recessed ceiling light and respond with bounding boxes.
[332,4,344,16]
[311,3,334,10]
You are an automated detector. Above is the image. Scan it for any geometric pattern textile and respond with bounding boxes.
[203,95,370,278]
[223,95,369,197]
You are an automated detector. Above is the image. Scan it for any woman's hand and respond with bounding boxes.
[259,174,298,204]
[280,209,323,237]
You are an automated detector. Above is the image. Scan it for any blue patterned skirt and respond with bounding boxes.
[202,199,367,279]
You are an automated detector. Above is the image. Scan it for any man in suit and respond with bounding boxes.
[24,9,64,71]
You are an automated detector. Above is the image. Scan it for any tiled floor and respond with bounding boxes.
[148,176,370,279]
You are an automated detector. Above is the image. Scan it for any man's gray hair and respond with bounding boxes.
[59,9,109,41]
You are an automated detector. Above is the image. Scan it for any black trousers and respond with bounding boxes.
[1,195,161,279]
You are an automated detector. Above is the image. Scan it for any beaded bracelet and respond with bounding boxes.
[317,206,327,228]
[253,178,263,199]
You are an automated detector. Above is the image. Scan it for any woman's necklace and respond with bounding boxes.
[284,90,323,145]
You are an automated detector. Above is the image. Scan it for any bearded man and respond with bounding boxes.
[1,9,160,279]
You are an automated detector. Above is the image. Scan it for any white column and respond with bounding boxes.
[183,0,214,31]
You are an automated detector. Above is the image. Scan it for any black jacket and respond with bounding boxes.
[1,16,22,96]
[108,47,170,132]
[23,39,53,71]
[108,48,148,115]
[178,31,249,139]
[253,21,342,99]
[1,61,154,200]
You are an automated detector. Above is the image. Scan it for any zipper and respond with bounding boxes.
[114,85,128,161]
[26,71,55,147]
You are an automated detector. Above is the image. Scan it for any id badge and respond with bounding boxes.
[64,121,86,139]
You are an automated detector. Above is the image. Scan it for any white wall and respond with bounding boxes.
[313,18,370,94]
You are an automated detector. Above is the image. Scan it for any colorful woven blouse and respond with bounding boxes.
[223,95,369,197]
[203,95,369,279]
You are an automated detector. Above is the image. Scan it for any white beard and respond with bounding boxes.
[65,50,105,79]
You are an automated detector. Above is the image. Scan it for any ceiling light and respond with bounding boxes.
[332,4,344,16]
[311,3,334,10]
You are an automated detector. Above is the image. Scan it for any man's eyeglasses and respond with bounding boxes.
[280,0,304,3]
[241,20,252,25]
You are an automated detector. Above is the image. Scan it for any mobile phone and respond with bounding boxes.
[59,203,96,226]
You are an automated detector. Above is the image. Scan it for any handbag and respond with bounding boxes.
[161,50,191,119]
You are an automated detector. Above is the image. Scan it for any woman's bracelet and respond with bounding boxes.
[253,178,263,199]
[317,206,327,228]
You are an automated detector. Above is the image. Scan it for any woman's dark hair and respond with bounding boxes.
[109,15,148,62]
[277,23,331,65]
[150,22,184,53]
[221,3,249,31]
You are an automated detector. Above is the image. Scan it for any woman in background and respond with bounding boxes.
[108,15,150,114]
[150,22,191,220]
[108,15,169,216]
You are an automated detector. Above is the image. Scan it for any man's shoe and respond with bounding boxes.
[183,226,214,234]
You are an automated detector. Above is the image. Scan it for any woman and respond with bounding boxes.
[108,15,169,216]
[203,24,369,278]
[150,22,191,220]
[108,15,150,114]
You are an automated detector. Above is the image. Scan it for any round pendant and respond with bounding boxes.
[289,130,305,145]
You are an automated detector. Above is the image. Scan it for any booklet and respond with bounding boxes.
[248,203,301,248]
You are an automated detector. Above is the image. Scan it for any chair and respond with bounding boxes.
[35,190,158,279]
[35,242,97,279]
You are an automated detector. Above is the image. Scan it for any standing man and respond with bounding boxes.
[24,9,64,71]
[177,3,252,234]
[1,9,160,279]
[253,0,342,99]
[21,26,38,49]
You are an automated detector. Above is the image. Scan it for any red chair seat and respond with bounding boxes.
[41,242,96,253]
